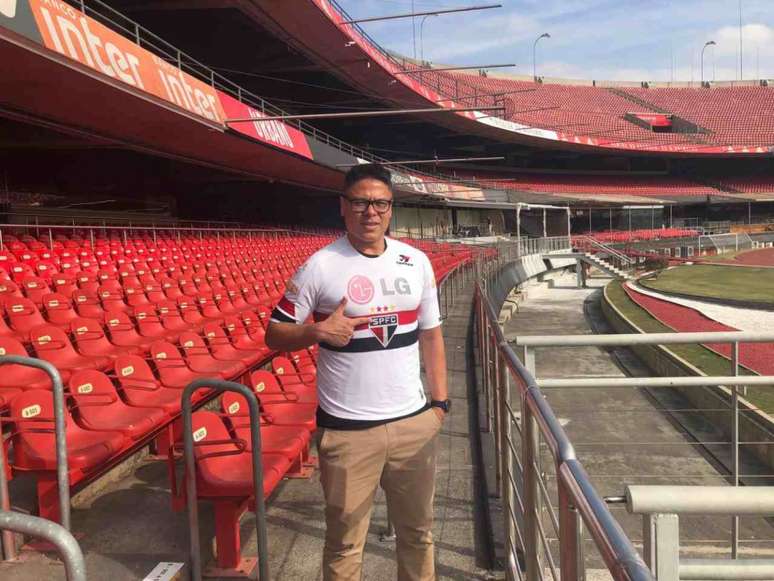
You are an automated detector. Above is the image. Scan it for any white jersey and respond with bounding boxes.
[270,236,441,421]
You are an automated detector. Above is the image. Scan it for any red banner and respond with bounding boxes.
[217,92,313,159]
[26,0,225,125]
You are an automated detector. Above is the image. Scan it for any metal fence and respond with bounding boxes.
[474,268,653,580]
[0,511,86,580]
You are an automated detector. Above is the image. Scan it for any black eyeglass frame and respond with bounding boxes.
[340,195,393,214]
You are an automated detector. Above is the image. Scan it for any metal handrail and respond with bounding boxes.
[181,378,268,581]
[575,236,635,267]
[0,511,85,580]
[475,279,653,581]
[0,356,69,562]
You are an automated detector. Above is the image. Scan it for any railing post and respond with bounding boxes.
[0,356,68,563]
[523,346,536,376]
[482,312,491,433]
[731,340,740,559]
[492,335,502,496]
[642,513,680,579]
[522,394,540,581]
[558,475,579,581]
[182,379,269,581]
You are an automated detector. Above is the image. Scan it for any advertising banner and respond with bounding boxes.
[218,92,313,159]
[2,0,225,125]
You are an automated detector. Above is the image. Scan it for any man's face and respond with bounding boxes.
[340,178,393,246]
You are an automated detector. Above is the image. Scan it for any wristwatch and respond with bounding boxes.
[430,399,451,413]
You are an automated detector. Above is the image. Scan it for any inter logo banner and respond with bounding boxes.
[369,313,398,348]
[3,0,225,126]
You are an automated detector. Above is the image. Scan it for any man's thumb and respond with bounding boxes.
[334,296,348,314]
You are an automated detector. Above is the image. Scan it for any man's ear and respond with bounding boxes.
[340,196,346,218]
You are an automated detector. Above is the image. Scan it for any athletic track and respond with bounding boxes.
[623,285,774,375]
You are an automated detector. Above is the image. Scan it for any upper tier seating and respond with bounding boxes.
[399,64,774,151]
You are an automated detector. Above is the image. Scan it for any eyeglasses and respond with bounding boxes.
[341,195,393,214]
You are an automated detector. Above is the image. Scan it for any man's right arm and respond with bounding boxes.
[264,321,321,352]
[265,297,369,352]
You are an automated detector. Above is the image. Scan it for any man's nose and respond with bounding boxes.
[363,202,378,216]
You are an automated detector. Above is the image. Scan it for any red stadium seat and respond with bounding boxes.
[149,341,214,391]
[248,370,316,431]
[6,297,48,339]
[42,292,81,327]
[178,331,245,378]
[202,322,263,368]
[9,389,127,522]
[113,355,181,415]
[221,391,312,477]
[29,324,111,383]
[180,410,291,570]
[69,370,166,440]
[0,336,52,391]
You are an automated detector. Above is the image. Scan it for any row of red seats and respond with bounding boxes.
[575,228,699,245]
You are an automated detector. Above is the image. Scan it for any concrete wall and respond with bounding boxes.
[488,254,551,312]
[390,206,506,238]
[391,206,452,238]
[602,284,774,470]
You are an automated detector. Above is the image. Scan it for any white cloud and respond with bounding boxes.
[336,0,774,82]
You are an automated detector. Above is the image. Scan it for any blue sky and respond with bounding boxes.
[335,0,773,82]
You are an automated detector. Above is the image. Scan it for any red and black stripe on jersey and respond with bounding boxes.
[271,296,297,323]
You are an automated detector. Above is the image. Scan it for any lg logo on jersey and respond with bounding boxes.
[380,277,411,296]
[0,0,17,18]
[347,275,412,304]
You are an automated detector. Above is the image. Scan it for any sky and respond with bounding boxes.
[334,0,774,82]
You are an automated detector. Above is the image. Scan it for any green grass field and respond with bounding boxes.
[605,281,774,414]
[640,264,774,305]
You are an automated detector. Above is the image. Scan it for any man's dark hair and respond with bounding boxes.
[344,163,393,193]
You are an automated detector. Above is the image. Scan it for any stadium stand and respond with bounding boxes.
[397,65,774,151]
[464,173,720,198]
[576,228,699,244]
[624,86,774,147]
[0,226,474,554]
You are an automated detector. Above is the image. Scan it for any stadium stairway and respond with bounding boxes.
[582,252,633,281]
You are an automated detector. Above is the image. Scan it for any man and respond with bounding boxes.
[266,163,449,581]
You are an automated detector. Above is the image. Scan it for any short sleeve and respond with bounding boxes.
[270,259,318,325]
[417,253,441,330]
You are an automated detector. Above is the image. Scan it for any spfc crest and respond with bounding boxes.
[369,314,398,348]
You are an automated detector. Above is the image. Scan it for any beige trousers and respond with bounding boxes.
[318,408,442,581]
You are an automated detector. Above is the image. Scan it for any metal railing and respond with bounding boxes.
[181,378,269,581]
[627,486,774,580]
[482,236,572,267]
[0,511,86,580]
[514,330,774,575]
[474,272,653,580]
[574,236,635,270]
[0,357,69,562]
